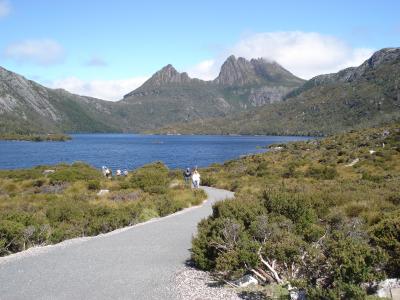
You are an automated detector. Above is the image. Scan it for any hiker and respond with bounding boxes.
[102,166,112,178]
[183,168,191,185]
[123,169,129,176]
[192,169,201,189]
[116,169,122,176]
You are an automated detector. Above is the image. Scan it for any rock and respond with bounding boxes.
[248,86,293,106]
[42,169,55,175]
[97,189,110,196]
[392,288,400,300]
[376,278,400,299]
[233,275,258,287]
[289,289,306,300]
[270,146,284,151]
[369,150,376,154]
[345,158,359,167]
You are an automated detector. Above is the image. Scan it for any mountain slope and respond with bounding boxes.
[0,67,120,134]
[156,48,400,135]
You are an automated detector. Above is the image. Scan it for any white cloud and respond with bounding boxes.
[187,31,374,80]
[187,59,218,81]
[227,31,374,79]
[4,39,65,65]
[49,76,149,101]
[0,0,10,18]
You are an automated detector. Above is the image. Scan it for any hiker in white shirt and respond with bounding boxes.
[192,170,201,189]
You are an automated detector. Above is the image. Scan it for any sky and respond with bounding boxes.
[0,0,399,100]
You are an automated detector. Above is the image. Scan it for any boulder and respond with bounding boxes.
[43,169,55,175]
[345,158,359,167]
[289,289,306,300]
[97,189,110,196]
[233,274,258,287]
[376,278,400,299]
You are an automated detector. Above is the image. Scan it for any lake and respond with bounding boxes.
[0,134,311,170]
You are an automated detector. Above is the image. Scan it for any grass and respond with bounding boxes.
[0,162,206,256]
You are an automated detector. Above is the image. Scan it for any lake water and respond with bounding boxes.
[0,134,311,170]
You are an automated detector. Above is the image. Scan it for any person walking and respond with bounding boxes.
[183,168,192,186]
[192,169,201,189]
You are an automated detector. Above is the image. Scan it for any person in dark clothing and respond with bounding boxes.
[183,168,191,186]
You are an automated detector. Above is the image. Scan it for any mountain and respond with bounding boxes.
[0,67,119,134]
[113,56,304,131]
[0,56,304,134]
[155,48,400,136]
[4,48,398,136]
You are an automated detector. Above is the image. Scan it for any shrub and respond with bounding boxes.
[306,165,338,180]
[49,162,101,183]
[87,180,100,191]
[0,220,25,254]
[130,162,169,194]
[201,174,217,187]
[369,211,400,277]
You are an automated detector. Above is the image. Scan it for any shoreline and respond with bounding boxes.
[0,133,71,142]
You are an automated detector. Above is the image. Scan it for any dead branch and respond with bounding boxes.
[258,247,284,284]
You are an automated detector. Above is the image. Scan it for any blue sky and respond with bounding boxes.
[0,0,399,100]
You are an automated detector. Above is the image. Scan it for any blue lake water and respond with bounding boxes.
[0,134,311,170]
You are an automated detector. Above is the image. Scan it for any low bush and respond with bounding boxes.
[87,180,100,191]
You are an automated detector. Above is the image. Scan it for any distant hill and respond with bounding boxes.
[155,48,400,136]
[0,56,304,134]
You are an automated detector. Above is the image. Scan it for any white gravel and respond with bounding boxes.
[173,266,241,300]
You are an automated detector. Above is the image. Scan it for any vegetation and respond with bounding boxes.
[0,162,206,256]
[0,133,71,142]
[192,122,400,298]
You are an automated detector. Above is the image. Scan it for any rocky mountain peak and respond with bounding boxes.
[123,64,193,99]
[214,55,304,87]
[214,55,257,86]
[142,64,191,88]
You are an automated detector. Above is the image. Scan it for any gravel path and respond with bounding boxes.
[173,266,240,300]
[0,187,234,300]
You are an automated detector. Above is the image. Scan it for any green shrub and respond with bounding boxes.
[49,162,101,183]
[87,180,100,191]
[201,174,217,186]
[130,162,169,194]
[138,208,159,222]
[0,220,25,254]
[369,211,400,277]
[306,165,338,180]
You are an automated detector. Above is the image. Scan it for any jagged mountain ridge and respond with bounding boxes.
[123,55,304,106]
[155,48,400,135]
[214,55,303,87]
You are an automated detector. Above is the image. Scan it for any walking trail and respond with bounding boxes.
[0,186,234,300]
